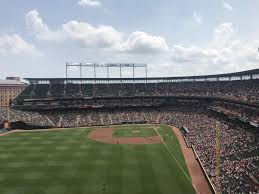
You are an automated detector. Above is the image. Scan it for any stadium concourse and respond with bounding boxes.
[1,68,259,194]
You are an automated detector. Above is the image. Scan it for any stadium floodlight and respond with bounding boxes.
[66,62,148,79]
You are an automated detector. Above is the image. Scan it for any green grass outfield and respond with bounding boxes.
[0,125,195,194]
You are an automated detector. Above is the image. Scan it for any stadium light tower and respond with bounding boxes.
[65,62,148,79]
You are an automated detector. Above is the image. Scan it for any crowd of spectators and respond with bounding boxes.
[0,108,53,127]
[16,79,259,104]
[210,102,259,124]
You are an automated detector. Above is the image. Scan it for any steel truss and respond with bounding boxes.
[66,62,148,79]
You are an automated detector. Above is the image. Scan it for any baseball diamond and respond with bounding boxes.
[0,125,200,194]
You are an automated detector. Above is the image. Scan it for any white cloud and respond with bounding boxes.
[170,23,259,74]
[172,45,218,63]
[25,10,169,54]
[24,10,259,75]
[0,34,41,56]
[222,1,233,11]
[120,31,169,54]
[25,10,121,48]
[78,0,101,7]
[25,9,63,41]
[63,21,122,49]
[213,23,234,47]
[193,12,203,25]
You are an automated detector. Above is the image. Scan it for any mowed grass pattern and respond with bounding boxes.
[0,126,195,194]
[113,125,157,137]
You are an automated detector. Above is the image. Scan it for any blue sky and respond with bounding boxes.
[0,0,259,78]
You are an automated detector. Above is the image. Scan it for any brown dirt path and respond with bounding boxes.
[171,126,213,194]
[0,130,19,136]
[88,128,163,145]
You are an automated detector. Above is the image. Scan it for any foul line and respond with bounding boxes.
[154,127,200,194]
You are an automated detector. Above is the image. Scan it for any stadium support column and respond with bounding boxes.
[132,64,135,78]
[134,64,136,93]
[107,65,109,79]
[80,63,82,79]
[120,64,122,79]
[215,121,221,194]
[145,65,148,88]
[94,64,96,78]
[107,65,109,90]
[94,63,97,84]
[65,62,68,94]
[80,63,82,93]
[120,64,122,94]
[145,65,148,78]
[66,62,68,80]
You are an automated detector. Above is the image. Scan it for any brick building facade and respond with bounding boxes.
[0,77,26,108]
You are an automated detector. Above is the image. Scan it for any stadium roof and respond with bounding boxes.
[25,68,259,81]
[0,79,26,85]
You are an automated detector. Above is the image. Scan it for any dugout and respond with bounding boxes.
[10,121,52,130]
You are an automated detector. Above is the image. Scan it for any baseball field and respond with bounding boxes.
[0,125,195,194]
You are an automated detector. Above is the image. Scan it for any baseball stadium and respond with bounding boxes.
[0,63,259,194]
